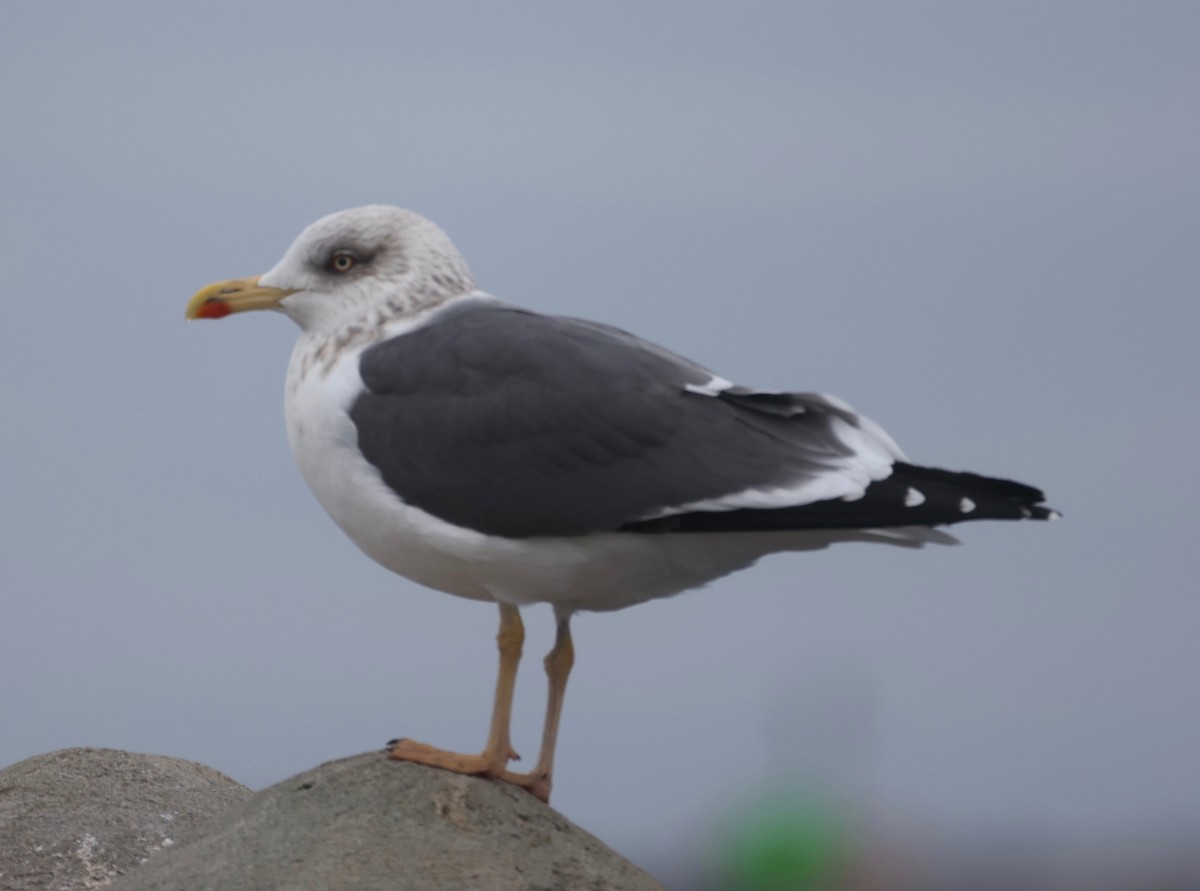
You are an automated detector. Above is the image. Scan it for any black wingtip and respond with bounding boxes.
[623,463,1059,534]
[891,463,1059,523]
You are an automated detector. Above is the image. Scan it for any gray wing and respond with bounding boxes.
[350,299,903,539]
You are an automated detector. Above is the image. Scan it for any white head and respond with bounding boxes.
[186,205,477,334]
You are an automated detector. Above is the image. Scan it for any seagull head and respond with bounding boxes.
[186,205,477,333]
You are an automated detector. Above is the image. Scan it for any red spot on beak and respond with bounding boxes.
[195,299,232,319]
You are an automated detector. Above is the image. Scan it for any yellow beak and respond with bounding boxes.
[185,276,296,320]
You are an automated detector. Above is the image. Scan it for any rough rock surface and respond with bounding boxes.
[0,747,251,891]
[109,751,666,891]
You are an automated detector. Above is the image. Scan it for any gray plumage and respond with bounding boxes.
[350,298,1048,540]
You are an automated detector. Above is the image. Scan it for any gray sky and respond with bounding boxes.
[2,1,1198,881]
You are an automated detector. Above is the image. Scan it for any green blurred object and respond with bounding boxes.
[717,794,853,891]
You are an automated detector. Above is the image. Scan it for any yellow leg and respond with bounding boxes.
[387,603,523,777]
[502,615,574,803]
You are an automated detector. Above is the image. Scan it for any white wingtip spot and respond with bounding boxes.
[959,497,976,513]
[1047,509,1062,520]
[904,487,926,507]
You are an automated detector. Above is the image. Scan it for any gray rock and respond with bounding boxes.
[109,752,666,891]
[0,747,251,891]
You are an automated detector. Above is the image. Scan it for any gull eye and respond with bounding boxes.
[330,252,357,273]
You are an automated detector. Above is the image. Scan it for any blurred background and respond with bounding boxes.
[2,3,1197,888]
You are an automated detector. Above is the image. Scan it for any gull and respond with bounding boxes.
[186,205,1056,802]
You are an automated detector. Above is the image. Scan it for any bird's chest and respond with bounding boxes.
[282,341,497,602]
[283,345,370,526]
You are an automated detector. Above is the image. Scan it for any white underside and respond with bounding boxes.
[283,301,955,617]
